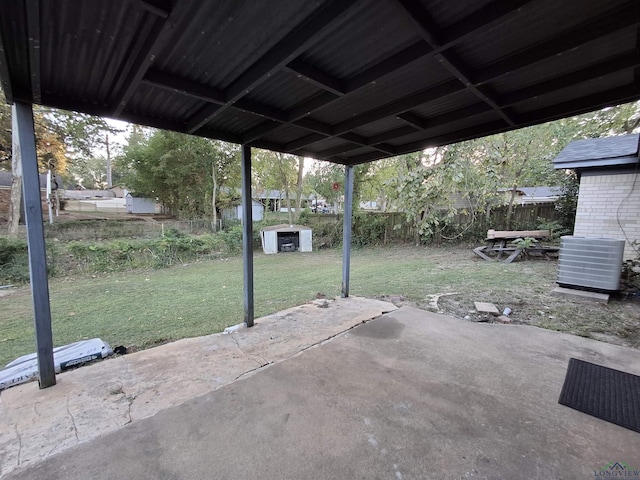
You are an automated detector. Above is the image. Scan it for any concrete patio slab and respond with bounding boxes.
[3,305,640,479]
[0,296,396,477]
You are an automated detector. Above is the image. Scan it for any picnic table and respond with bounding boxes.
[473,229,559,263]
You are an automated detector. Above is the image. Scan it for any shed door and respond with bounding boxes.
[299,230,312,252]
[262,231,278,254]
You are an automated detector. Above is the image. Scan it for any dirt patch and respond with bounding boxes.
[434,289,640,348]
[368,245,640,350]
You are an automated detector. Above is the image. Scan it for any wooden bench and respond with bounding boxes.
[474,229,559,263]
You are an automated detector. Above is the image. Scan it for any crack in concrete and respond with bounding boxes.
[13,423,22,467]
[124,395,136,425]
[121,357,138,425]
[234,315,378,380]
[295,316,376,355]
[229,333,242,351]
[235,362,271,380]
[66,396,79,444]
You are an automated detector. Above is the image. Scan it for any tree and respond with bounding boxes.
[122,129,240,224]
[389,100,640,240]
[252,149,305,222]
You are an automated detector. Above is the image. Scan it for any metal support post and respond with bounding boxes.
[341,164,354,298]
[241,145,254,327]
[13,102,56,388]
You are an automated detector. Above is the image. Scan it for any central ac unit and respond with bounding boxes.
[557,237,625,291]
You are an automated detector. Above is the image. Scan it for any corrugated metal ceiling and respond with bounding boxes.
[1,0,639,165]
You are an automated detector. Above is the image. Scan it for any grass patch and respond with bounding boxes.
[1,245,638,366]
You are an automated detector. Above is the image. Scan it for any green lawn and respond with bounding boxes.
[1,245,638,366]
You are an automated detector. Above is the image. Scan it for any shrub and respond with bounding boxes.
[352,212,388,247]
[0,237,30,284]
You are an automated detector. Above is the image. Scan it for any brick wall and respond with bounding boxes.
[574,172,640,260]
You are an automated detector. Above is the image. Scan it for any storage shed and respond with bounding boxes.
[261,225,312,254]
[125,194,157,214]
[225,200,265,222]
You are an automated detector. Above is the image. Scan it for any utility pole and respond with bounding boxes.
[105,133,112,189]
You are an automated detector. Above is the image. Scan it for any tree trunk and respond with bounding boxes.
[9,112,23,238]
[284,182,293,225]
[8,176,22,237]
[211,162,218,233]
[276,153,293,225]
[505,184,518,229]
[105,133,112,189]
[294,156,304,221]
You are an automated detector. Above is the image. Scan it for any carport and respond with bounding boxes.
[1,0,640,388]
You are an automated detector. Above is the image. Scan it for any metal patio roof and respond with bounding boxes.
[1,0,640,165]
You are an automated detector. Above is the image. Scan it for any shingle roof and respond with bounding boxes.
[553,134,639,169]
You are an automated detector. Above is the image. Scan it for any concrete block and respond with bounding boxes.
[474,302,500,315]
[495,315,512,324]
[552,286,610,304]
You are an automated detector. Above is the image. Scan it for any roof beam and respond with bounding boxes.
[401,83,640,153]
[241,0,533,143]
[367,125,419,145]
[475,2,640,85]
[399,103,494,131]
[285,59,346,96]
[330,119,510,165]
[329,81,640,166]
[440,0,533,48]
[144,69,289,123]
[345,41,433,91]
[187,0,361,134]
[254,0,640,146]
[339,132,396,155]
[142,67,398,153]
[242,121,282,144]
[42,93,246,146]
[142,70,225,104]
[499,52,640,107]
[315,143,363,158]
[397,112,428,129]
[517,83,640,126]
[235,98,289,123]
[333,80,463,135]
[287,91,341,122]
[138,0,170,18]
[393,0,516,126]
[111,11,172,116]
[25,0,41,103]
[285,134,326,151]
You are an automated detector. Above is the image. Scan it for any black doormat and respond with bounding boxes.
[558,358,640,433]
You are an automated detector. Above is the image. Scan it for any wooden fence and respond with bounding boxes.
[306,202,562,243]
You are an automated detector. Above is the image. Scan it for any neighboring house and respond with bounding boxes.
[553,133,640,260]
[253,189,309,212]
[222,199,265,222]
[221,188,308,220]
[497,186,562,205]
[63,189,116,199]
[433,186,560,213]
